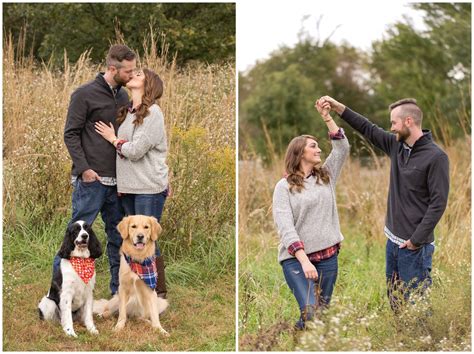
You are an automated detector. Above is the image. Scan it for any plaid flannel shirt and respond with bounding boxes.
[115,139,128,159]
[287,241,340,262]
[329,127,345,140]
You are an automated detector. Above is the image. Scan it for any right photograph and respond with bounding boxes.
[238,1,471,351]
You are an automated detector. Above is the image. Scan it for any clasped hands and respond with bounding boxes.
[314,95,346,117]
[315,97,332,118]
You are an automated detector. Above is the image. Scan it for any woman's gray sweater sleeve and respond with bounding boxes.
[323,138,350,183]
[120,107,165,161]
[272,181,301,248]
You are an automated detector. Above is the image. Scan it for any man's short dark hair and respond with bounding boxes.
[106,45,136,69]
[389,98,423,126]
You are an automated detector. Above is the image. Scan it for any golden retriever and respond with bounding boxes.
[94,215,169,335]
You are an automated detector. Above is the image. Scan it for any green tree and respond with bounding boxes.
[162,3,235,64]
[240,40,371,158]
[241,63,315,157]
[370,3,471,142]
[3,3,235,66]
[240,4,471,158]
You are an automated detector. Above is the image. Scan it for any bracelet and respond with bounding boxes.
[324,118,333,123]
[112,138,118,146]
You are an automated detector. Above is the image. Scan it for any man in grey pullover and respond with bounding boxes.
[318,96,449,311]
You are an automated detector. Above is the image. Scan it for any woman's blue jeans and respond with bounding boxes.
[281,253,338,328]
[119,191,167,257]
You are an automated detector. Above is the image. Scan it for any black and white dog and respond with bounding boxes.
[38,221,102,337]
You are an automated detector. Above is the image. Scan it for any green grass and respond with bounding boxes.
[239,226,471,351]
[3,218,235,351]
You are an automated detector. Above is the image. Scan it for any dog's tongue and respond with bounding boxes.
[135,243,145,249]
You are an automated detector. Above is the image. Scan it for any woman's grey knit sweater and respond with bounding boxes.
[273,138,350,263]
[116,104,168,194]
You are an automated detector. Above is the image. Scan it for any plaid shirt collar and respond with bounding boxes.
[69,257,95,284]
[128,102,142,114]
[124,254,157,290]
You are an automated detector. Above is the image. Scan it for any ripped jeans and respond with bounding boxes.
[281,253,338,328]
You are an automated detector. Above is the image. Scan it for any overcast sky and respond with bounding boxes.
[237,0,428,72]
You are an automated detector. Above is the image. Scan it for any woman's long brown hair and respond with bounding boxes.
[284,134,330,193]
[117,68,163,126]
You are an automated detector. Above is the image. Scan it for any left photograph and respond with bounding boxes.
[3,3,236,351]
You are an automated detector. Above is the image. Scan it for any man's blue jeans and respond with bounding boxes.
[119,192,167,257]
[386,239,434,311]
[53,179,124,295]
[281,253,338,329]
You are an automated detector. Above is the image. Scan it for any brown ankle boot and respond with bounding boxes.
[155,255,167,299]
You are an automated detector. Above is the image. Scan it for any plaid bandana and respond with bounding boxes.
[124,254,157,290]
[69,257,95,284]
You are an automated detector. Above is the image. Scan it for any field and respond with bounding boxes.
[3,34,236,351]
[239,132,471,351]
[3,221,235,351]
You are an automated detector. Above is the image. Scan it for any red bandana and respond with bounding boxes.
[69,257,95,284]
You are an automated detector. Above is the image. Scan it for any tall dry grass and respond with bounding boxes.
[239,131,471,262]
[3,32,235,257]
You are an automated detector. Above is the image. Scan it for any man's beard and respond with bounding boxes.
[113,72,129,86]
[395,126,410,141]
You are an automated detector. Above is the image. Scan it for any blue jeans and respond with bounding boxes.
[119,191,167,257]
[53,179,124,295]
[386,239,434,311]
[281,253,338,328]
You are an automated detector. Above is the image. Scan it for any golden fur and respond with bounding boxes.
[94,215,169,336]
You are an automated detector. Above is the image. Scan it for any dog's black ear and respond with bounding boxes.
[87,227,103,259]
[57,225,76,259]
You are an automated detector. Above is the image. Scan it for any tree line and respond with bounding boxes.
[239,3,471,158]
[3,3,235,66]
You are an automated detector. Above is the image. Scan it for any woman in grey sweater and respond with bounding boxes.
[95,68,169,298]
[272,99,349,329]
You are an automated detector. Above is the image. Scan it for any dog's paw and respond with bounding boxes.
[64,327,78,338]
[138,316,151,324]
[101,310,110,319]
[153,326,170,337]
[113,321,125,332]
[88,327,99,335]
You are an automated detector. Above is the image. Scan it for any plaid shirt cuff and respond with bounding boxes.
[115,139,128,158]
[329,128,345,140]
[288,241,305,256]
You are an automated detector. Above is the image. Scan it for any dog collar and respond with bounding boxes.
[124,254,157,290]
[70,257,95,284]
